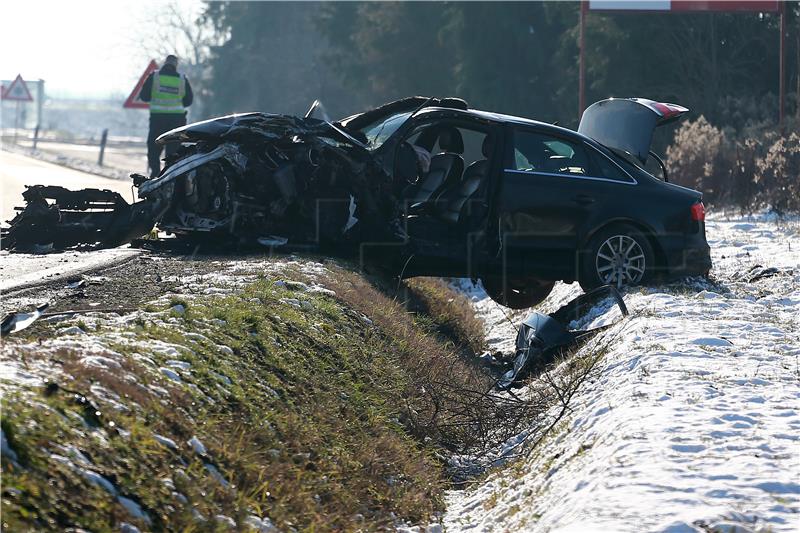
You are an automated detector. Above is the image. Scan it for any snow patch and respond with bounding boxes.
[187,436,207,456]
[445,214,800,531]
[159,367,182,382]
[153,434,178,450]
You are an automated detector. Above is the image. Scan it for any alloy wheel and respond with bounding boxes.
[595,235,646,289]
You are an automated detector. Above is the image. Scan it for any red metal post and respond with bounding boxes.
[779,1,786,130]
[579,1,587,123]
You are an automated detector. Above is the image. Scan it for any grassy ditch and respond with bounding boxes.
[1,262,491,532]
[401,278,486,357]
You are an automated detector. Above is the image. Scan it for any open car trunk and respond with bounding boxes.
[577,98,688,165]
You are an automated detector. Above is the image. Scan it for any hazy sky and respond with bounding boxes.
[1,0,202,99]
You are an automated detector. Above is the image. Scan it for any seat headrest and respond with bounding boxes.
[395,142,420,183]
[481,135,493,158]
[438,127,464,154]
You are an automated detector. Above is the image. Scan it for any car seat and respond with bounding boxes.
[434,135,492,224]
[404,126,464,205]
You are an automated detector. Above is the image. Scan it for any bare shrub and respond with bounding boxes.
[323,266,495,451]
[666,116,727,204]
[755,132,800,215]
[726,137,765,213]
[665,116,800,214]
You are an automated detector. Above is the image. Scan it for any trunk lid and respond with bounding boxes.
[578,98,688,165]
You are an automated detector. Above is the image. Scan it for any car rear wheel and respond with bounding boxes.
[482,277,555,309]
[579,224,655,292]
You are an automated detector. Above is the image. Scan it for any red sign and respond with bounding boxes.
[672,1,780,11]
[2,74,33,102]
[123,60,158,109]
[588,1,780,12]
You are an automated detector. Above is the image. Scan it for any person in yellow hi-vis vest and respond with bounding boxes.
[140,54,194,177]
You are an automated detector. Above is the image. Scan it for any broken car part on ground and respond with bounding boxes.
[494,285,629,390]
[2,96,711,308]
[1,303,49,337]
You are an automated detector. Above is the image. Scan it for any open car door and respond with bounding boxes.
[577,98,688,165]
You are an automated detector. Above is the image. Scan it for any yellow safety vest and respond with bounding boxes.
[150,73,186,114]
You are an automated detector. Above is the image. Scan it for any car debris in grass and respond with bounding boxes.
[1,302,49,337]
[1,305,136,338]
[495,285,629,390]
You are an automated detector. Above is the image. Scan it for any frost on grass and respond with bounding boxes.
[1,256,453,531]
[445,213,800,532]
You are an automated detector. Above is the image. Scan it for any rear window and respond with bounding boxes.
[587,147,635,183]
[612,150,662,182]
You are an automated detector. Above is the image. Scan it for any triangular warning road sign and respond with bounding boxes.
[123,60,159,109]
[2,74,33,102]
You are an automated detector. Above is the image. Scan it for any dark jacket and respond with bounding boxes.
[140,64,193,107]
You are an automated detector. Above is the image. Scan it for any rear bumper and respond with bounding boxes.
[663,230,712,277]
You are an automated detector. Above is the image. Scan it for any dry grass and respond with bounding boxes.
[323,267,493,450]
[1,272,453,531]
[403,277,486,356]
[2,257,612,531]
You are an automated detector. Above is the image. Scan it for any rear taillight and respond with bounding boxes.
[690,202,705,222]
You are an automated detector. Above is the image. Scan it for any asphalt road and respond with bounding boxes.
[1,150,138,223]
[1,151,141,293]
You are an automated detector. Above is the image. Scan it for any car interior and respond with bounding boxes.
[396,122,495,256]
[400,123,494,230]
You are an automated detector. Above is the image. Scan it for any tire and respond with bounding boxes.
[579,224,655,292]
[482,276,555,309]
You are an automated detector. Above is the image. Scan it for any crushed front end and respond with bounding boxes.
[1,113,392,253]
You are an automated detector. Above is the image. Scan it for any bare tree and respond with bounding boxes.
[128,0,224,119]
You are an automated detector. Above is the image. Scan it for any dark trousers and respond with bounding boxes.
[147,114,186,177]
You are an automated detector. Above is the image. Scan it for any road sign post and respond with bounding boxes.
[779,1,786,130]
[98,129,109,166]
[579,1,587,120]
[2,74,34,145]
[15,101,20,143]
[36,79,44,133]
[580,1,784,127]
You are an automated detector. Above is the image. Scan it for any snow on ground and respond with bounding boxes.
[2,142,139,181]
[0,247,140,293]
[446,212,800,532]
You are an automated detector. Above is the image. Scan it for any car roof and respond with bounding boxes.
[414,106,592,141]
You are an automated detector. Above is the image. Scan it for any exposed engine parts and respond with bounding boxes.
[1,112,392,252]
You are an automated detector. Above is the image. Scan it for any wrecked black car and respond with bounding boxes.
[2,96,712,308]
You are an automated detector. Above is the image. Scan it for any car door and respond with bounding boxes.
[492,126,626,278]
